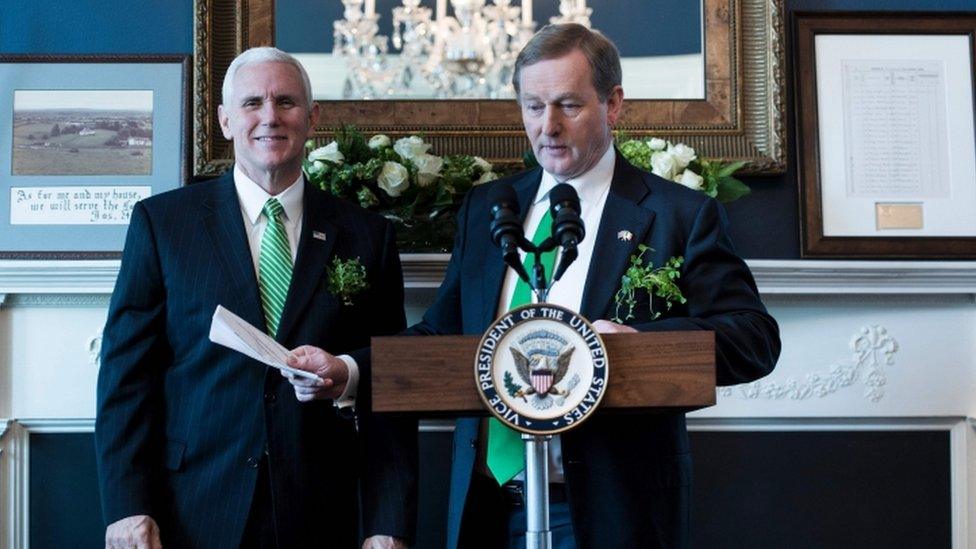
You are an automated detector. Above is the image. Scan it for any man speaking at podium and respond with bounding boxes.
[407,24,781,548]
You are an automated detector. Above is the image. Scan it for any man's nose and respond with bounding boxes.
[259,102,280,125]
[541,106,561,136]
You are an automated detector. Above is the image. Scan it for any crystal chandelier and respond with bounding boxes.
[333,0,592,100]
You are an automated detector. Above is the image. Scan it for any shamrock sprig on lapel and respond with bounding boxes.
[611,244,687,323]
[327,257,369,306]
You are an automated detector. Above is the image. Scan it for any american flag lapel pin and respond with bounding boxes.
[313,231,327,241]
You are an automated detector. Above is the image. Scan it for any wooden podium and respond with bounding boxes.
[371,331,717,414]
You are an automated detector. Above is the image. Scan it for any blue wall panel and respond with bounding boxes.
[0,0,193,54]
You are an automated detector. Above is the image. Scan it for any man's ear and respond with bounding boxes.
[605,85,624,127]
[308,101,321,132]
[218,105,233,140]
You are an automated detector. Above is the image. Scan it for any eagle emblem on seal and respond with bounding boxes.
[511,346,574,396]
[502,330,580,409]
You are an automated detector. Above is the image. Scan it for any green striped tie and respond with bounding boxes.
[487,206,557,485]
[259,198,293,337]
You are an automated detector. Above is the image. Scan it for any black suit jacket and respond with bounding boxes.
[406,151,780,548]
[95,170,417,548]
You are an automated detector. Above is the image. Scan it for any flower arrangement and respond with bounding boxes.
[304,126,499,250]
[618,136,751,203]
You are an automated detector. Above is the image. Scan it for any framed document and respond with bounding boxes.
[794,12,976,258]
[0,55,190,259]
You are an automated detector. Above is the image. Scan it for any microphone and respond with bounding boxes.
[488,184,530,284]
[548,183,584,282]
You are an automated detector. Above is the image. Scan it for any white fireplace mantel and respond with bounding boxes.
[3,258,976,297]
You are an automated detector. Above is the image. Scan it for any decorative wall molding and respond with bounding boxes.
[748,260,976,295]
[4,258,976,295]
[87,335,103,368]
[0,260,119,295]
[687,416,962,431]
[1,420,27,549]
[2,294,111,308]
[719,325,898,402]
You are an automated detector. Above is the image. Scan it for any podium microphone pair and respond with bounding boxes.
[488,183,585,291]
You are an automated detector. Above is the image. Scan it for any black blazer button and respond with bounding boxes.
[246,457,260,468]
[264,392,277,403]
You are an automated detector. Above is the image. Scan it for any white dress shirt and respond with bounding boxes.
[233,166,359,408]
[495,144,615,483]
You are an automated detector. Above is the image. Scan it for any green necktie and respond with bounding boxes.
[486,206,557,485]
[258,198,293,338]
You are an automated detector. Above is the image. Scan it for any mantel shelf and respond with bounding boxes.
[2,257,976,297]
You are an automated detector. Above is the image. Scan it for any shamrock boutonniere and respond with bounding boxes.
[611,244,687,323]
[327,256,369,306]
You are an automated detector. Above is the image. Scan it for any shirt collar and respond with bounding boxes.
[535,144,615,207]
[233,164,304,225]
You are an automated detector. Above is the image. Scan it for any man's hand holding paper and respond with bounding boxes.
[209,305,322,380]
[209,305,358,405]
[284,345,350,402]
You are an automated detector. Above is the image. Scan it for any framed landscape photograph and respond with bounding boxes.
[0,55,190,259]
[794,12,976,258]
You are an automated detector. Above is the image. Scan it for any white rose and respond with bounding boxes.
[676,170,705,191]
[413,153,444,187]
[308,141,344,164]
[648,137,667,151]
[376,161,410,197]
[310,160,327,174]
[475,171,498,185]
[668,142,697,170]
[472,156,492,172]
[650,151,677,180]
[393,135,431,160]
[368,134,391,149]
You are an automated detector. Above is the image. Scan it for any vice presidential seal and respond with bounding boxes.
[475,303,609,435]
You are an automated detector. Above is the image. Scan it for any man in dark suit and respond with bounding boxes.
[407,24,780,548]
[95,47,416,549]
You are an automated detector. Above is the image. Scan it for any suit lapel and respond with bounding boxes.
[479,169,542,328]
[202,170,266,329]
[580,154,656,321]
[275,181,337,343]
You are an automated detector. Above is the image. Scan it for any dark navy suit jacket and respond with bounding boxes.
[406,152,780,548]
[95,170,417,548]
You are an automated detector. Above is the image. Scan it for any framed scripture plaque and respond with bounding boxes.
[0,55,190,259]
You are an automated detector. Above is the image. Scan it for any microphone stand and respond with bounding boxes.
[525,236,559,303]
[515,234,563,549]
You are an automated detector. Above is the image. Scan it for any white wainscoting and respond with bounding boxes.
[2,259,976,547]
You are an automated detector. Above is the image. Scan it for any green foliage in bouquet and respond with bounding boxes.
[617,136,751,203]
[326,256,368,306]
[303,126,498,251]
[611,245,687,323]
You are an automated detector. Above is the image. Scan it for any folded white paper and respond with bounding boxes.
[209,305,323,382]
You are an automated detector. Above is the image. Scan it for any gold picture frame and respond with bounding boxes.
[191,0,786,176]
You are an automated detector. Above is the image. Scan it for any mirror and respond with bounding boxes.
[192,0,785,176]
[277,1,704,101]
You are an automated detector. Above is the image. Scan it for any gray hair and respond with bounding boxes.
[221,47,314,111]
[513,23,622,102]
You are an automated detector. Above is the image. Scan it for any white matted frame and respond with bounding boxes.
[795,12,976,258]
[0,55,191,260]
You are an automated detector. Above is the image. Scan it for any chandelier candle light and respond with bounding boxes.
[333,0,591,99]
